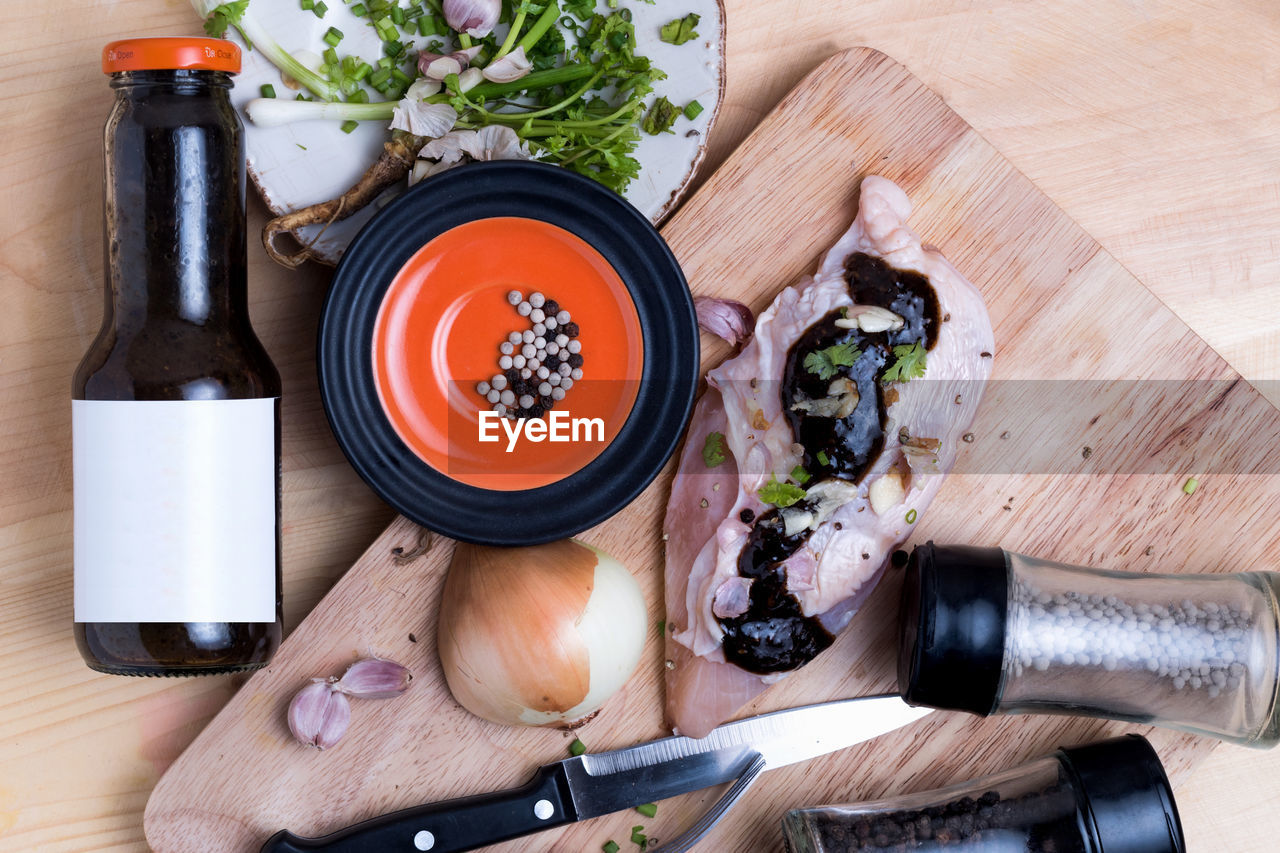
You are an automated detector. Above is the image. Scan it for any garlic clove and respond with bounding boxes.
[457,67,485,92]
[482,47,533,84]
[336,657,413,699]
[868,469,906,515]
[694,296,755,347]
[443,0,500,38]
[288,681,351,750]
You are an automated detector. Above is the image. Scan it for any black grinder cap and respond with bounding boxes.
[1058,734,1186,853]
[897,542,1010,715]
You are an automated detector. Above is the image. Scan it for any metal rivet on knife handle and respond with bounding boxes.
[413,829,435,850]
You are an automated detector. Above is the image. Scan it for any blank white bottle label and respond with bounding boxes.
[73,399,278,623]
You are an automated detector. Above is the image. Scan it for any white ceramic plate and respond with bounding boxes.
[210,1,725,264]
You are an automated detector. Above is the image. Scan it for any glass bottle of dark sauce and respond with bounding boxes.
[73,38,282,675]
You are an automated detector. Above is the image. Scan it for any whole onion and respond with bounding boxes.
[438,539,648,727]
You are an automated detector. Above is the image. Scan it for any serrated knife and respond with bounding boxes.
[261,694,931,853]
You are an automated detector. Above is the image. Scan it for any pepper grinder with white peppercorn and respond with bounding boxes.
[898,542,1280,747]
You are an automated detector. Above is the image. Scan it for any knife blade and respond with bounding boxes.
[260,695,932,853]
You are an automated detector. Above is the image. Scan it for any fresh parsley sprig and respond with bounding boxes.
[803,341,861,381]
[759,475,806,508]
[882,342,927,383]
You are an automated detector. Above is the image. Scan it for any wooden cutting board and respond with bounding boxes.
[145,47,1280,852]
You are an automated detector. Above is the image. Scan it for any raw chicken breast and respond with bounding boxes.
[663,175,994,737]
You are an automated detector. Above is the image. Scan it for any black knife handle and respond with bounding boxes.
[260,764,576,853]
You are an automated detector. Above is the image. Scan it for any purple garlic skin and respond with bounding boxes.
[695,296,755,347]
[443,0,500,38]
[336,658,414,699]
[288,681,351,750]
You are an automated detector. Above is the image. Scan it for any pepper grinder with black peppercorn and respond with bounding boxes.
[782,734,1184,853]
[72,38,282,675]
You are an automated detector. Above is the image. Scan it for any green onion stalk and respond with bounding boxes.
[193,0,337,100]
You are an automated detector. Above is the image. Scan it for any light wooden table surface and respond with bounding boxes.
[3,1,1279,850]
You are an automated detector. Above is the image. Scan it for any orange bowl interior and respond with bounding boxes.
[371,217,644,491]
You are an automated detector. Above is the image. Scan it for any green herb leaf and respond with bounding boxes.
[702,431,726,468]
[659,13,700,45]
[759,475,806,508]
[642,95,680,135]
[202,1,251,46]
[882,342,927,383]
[636,803,658,818]
[790,465,810,485]
[803,341,861,381]
[569,738,587,757]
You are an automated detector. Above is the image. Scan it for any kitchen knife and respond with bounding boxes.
[261,694,932,853]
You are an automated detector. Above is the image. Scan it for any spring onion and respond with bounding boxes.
[260,83,276,98]
[195,0,338,100]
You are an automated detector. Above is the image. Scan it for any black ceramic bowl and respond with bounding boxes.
[318,161,699,545]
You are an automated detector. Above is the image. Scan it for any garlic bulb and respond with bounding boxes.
[438,539,647,727]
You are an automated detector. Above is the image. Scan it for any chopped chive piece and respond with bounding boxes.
[295,93,309,101]
[635,803,658,818]
[340,119,359,133]
[259,83,276,98]
[375,15,398,39]
[905,508,918,524]
[1182,477,1199,495]
[655,620,665,636]
[323,26,344,47]
[350,2,367,13]
[368,68,391,87]
[603,842,620,853]
[391,68,412,86]
[346,88,369,103]
[418,15,441,35]
[683,99,704,120]
[295,143,307,150]
[299,0,314,8]
[791,465,810,485]
[568,738,587,757]
[385,39,407,58]
[352,61,373,80]
[816,450,830,467]
[322,46,339,67]
[390,5,405,24]
[377,56,394,69]
[312,0,328,16]
[339,77,359,97]
[631,826,647,847]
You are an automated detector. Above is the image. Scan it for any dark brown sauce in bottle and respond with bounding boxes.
[73,55,281,676]
[720,253,939,674]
